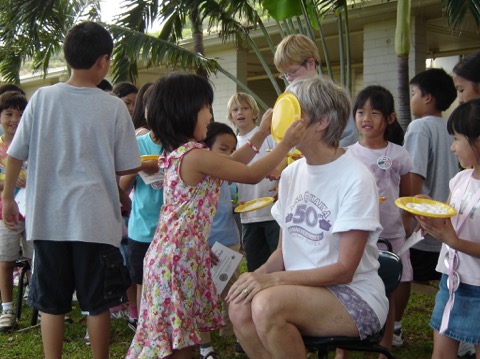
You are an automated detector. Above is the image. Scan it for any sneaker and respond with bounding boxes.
[458,342,475,358]
[127,317,137,332]
[234,342,245,355]
[23,285,30,299]
[200,351,220,359]
[0,310,17,332]
[392,327,404,347]
[110,308,129,320]
[84,330,90,346]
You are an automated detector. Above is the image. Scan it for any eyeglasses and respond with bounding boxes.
[279,59,308,81]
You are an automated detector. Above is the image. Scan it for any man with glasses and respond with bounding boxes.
[274,34,358,147]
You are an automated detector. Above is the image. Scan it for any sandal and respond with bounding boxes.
[200,351,220,359]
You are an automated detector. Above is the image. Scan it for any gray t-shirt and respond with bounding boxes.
[8,83,140,247]
[403,115,458,252]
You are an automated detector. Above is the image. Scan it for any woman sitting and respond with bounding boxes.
[227,75,389,359]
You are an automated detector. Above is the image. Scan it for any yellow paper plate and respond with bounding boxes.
[140,155,159,162]
[271,92,301,143]
[395,197,457,218]
[234,197,275,213]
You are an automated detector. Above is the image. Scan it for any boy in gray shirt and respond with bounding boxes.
[2,22,140,358]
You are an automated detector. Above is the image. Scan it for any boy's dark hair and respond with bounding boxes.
[112,81,138,98]
[0,83,25,96]
[409,68,456,112]
[63,21,113,70]
[447,99,480,151]
[132,82,153,130]
[0,91,28,113]
[453,51,480,83]
[353,85,404,145]
[204,122,237,148]
[147,72,214,153]
[97,79,113,92]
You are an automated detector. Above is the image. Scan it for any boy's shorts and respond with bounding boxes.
[377,237,413,282]
[126,238,150,284]
[0,220,33,261]
[29,240,131,316]
[410,248,441,282]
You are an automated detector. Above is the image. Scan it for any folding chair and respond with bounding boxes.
[303,247,402,359]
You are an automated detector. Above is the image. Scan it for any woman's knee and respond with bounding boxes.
[229,300,251,328]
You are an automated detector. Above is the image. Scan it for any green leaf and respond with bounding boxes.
[262,0,302,20]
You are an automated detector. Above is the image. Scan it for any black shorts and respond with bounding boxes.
[410,248,441,282]
[126,238,150,284]
[29,240,131,315]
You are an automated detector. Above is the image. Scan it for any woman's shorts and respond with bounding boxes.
[329,285,382,340]
[0,220,33,261]
[430,274,480,345]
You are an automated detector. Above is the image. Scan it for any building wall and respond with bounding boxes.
[363,18,426,101]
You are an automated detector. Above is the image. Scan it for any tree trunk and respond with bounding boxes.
[397,55,411,132]
[190,6,208,78]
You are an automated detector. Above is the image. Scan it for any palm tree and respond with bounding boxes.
[0,0,101,83]
[1,0,479,113]
[395,0,411,131]
[395,0,480,130]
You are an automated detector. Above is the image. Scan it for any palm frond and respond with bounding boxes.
[441,0,480,29]
[107,25,221,83]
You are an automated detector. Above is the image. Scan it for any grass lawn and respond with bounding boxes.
[0,284,436,359]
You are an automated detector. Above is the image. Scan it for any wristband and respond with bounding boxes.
[247,139,260,154]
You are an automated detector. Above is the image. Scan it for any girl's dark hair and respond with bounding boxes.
[112,81,138,98]
[0,91,28,112]
[203,122,237,148]
[353,85,404,145]
[453,51,480,83]
[0,84,25,96]
[447,99,480,151]
[147,72,214,153]
[131,82,153,130]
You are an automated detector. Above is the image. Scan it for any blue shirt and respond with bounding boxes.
[128,132,164,243]
[208,182,240,248]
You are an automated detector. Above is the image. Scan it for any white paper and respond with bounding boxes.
[211,242,243,294]
[398,230,424,255]
[138,170,164,185]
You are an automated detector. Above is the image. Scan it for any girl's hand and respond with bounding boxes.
[280,120,306,148]
[16,176,26,188]
[258,108,273,135]
[141,160,160,175]
[225,272,274,304]
[416,215,458,248]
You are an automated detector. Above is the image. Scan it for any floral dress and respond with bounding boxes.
[127,141,225,359]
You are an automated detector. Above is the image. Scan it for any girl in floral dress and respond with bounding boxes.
[126,72,305,359]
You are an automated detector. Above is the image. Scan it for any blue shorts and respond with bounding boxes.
[29,240,131,315]
[430,274,480,345]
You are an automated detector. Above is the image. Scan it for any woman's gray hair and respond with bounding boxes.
[286,75,351,147]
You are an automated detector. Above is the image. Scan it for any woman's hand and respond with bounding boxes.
[225,272,274,304]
